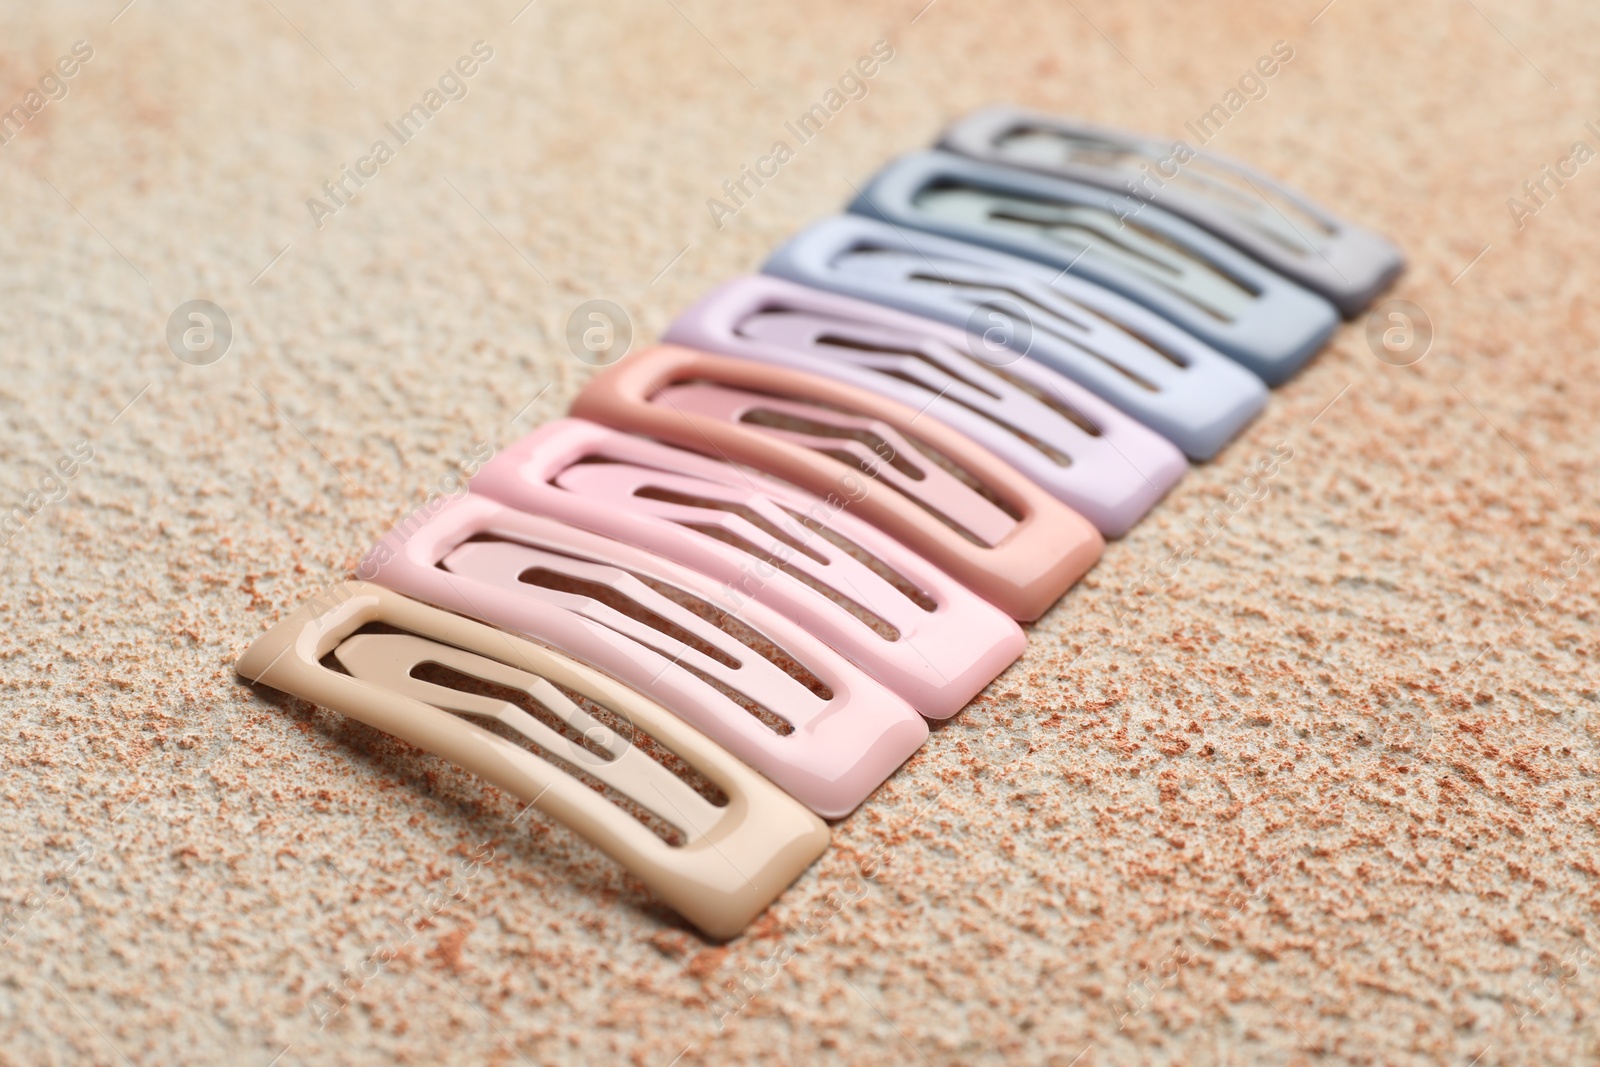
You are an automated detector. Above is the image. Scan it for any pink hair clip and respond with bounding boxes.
[569,345,1104,621]
[471,418,1026,719]
[664,275,1187,537]
[358,492,928,818]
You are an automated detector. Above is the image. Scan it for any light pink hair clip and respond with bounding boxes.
[358,492,928,818]
[471,418,1026,720]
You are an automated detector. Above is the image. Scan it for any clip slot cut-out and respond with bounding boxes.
[471,418,1026,718]
[762,214,1267,461]
[235,582,830,940]
[938,106,1405,319]
[360,492,928,818]
[569,345,1103,622]
[664,275,1187,537]
[849,151,1340,385]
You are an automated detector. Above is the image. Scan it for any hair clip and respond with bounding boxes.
[472,418,1025,718]
[235,582,830,940]
[663,274,1186,538]
[569,344,1103,621]
[848,150,1338,385]
[939,106,1405,319]
[357,493,929,819]
[762,214,1267,460]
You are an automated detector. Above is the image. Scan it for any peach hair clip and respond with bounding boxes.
[570,344,1104,621]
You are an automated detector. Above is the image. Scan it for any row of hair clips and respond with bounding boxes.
[237,106,1403,940]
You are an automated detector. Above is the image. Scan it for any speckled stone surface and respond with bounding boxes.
[3,1,1599,1064]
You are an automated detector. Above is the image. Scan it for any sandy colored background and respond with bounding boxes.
[3,0,1599,1063]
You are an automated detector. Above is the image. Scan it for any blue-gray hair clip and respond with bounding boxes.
[762,214,1267,461]
[849,150,1339,386]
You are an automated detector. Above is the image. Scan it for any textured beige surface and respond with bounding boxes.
[3,1,1600,1064]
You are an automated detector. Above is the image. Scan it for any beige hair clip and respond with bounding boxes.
[236,581,829,939]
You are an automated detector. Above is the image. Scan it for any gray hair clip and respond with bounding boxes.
[939,106,1404,319]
